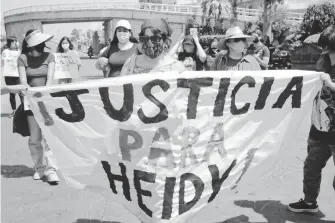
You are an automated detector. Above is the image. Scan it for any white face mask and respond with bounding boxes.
[228,40,246,53]
[116,28,130,44]
[62,42,70,51]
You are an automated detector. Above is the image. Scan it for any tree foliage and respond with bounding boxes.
[300,2,335,36]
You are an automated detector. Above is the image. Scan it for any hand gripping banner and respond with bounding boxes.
[26,70,322,223]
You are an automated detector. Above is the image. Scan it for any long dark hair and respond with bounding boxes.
[110,27,138,46]
[57,36,74,53]
[21,29,37,54]
[6,36,17,48]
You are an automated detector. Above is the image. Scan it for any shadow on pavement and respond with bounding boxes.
[1,165,34,178]
[74,220,120,223]
[1,113,10,117]
[222,199,335,223]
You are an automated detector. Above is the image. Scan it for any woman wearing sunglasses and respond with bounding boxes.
[213,27,261,71]
[120,18,185,76]
[95,20,141,78]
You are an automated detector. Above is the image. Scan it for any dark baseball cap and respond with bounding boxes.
[183,35,195,45]
[141,18,173,36]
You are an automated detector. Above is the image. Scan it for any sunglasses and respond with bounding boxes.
[231,38,246,43]
[139,35,162,44]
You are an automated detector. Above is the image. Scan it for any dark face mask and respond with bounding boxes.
[253,37,259,43]
[34,43,46,53]
[141,39,164,59]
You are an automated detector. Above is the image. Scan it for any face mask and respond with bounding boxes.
[62,42,70,50]
[34,43,45,53]
[141,39,164,59]
[229,40,246,53]
[117,30,130,44]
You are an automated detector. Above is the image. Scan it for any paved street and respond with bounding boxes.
[1,60,335,222]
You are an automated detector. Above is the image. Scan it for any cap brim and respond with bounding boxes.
[28,34,54,47]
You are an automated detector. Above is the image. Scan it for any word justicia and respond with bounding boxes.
[32,76,303,126]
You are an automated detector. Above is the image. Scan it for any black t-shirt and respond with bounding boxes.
[178,52,205,71]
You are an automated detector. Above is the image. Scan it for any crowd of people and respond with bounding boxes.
[1,18,334,215]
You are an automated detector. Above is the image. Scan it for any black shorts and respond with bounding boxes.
[4,76,19,86]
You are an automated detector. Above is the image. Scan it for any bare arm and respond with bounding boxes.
[46,61,55,86]
[168,33,184,57]
[192,34,207,63]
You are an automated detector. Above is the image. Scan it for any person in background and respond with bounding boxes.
[205,37,220,70]
[169,32,207,71]
[288,25,335,214]
[1,75,26,95]
[95,20,141,78]
[120,18,185,76]
[1,36,21,117]
[17,29,59,185]
[250,29,270,70]
[55,36,81,84]
[213,26,261,71]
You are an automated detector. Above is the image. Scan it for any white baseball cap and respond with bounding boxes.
[115,20,131,30]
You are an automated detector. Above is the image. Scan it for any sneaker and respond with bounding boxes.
[46,172,59,185]
[288,199,319,213]
[33,172,43,180]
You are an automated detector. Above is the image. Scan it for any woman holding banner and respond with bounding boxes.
[1,36,21,117]
[95,20,141,78]
[55,37,81,84]
[213,27,261,71]
[120,18,185,75]
[17,29,60,185]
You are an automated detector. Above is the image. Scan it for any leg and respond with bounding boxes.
[303,137,332,203]
[27,115,45,176]
[42,137,60,184]
[331,145,335,191]
[5,77,18,111]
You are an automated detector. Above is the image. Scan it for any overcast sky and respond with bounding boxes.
[1,0,137,37]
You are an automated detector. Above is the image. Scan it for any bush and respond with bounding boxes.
[300,2,335,36]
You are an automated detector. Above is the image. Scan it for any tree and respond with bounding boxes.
[86,29,93,39]
[262,0,284,38]
[70,28,80,40]
[201,0,230,28]
[229,0,238,26]
[300,2,335,36]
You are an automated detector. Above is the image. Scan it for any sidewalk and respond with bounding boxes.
[1,94,335,223]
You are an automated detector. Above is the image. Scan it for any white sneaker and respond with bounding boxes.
[33,172,43,180]
[46,172,59,185]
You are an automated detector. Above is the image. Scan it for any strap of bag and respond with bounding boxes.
[128,54,137,75]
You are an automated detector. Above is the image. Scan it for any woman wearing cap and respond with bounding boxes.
[17,29,59,185]
[95,20,141,78]
[213,27,261,71]
[169,32,207,71]
[1,36,21,117]
[55,36,81,83]
[120,18,185,75]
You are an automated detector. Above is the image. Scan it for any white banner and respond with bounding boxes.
[26,70,322,223]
